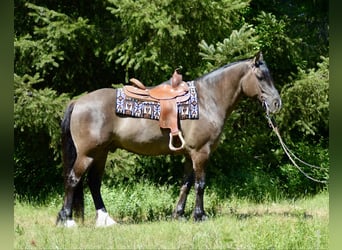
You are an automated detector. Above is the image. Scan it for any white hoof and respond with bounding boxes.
[95,209,117,227]
[66,219,77,227]
[57,219,77,228]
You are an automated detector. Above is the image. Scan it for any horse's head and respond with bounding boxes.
[241,52,282,114]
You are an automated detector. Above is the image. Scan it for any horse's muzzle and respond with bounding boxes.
[271,97,282,113]
[263,97,282,114]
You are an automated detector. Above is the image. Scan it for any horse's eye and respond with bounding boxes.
[256,75,264,81]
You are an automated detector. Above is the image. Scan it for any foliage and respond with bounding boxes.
[15,2,114,95]
[103,149,141,186]
[198,23,259,71]
[14,73,70,151]
[270,57,329,193]
[103,149,186,189]
[278,57,329,144]
[248,0,328,82]
[253,11,304,83]
[84,182,176,223]
[14,73,70,199]
[107,0,250,83]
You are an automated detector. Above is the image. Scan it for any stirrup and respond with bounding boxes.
[169,131,185,151]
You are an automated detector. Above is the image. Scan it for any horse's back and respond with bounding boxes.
[75,88,117,103]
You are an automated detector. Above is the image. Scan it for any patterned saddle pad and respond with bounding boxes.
[116,81,199,120]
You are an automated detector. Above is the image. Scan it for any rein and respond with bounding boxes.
[264,102,328,184]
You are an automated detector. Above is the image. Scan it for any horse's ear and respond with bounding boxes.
[253,51,263,67]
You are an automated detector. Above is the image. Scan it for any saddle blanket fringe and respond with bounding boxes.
[116,81,199,120]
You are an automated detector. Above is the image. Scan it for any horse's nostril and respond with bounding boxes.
[273,99,281,110]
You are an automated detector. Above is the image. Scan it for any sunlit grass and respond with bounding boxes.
[14,186,328,249]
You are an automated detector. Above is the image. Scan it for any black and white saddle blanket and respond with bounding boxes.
[115,81,199,120]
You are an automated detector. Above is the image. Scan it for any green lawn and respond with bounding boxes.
[14,191,328,249]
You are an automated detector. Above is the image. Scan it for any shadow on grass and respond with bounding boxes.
[228,207,314,220]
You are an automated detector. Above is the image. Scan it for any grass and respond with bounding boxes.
[14,185,328,249]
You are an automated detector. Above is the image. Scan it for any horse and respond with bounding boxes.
[56,52,281,227]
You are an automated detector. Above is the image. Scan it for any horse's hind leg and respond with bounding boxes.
[87,152,117,227]
[173,157,194,219]
[56,155,92,227]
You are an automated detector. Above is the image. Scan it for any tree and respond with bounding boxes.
[279,57,329,145]
[106,0,250,83]
[15,3,113,95]
[14,73,70,199]
[248,0,329,84]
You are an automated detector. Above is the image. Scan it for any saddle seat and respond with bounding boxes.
[123,73,190,151]
[126,78,189,100]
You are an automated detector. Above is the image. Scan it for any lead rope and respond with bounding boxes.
[264,103,328,184]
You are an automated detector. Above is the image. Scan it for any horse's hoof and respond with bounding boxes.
[194,214,208,222]
[173,213,188,221]
[56,219,77,228]
[66,219,78,227]
[95,209,117,227]
[177,216,188,222]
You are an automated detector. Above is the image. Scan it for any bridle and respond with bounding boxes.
[263,101,328,184]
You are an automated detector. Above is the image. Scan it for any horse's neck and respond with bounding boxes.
[196,62,246,120]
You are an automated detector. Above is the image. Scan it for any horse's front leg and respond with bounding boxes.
[173,157,194,219]
[191,148,209,221]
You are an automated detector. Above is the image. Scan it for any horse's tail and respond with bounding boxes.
[61,101,84,221]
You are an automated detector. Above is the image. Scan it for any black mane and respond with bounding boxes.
[196,58,250,81]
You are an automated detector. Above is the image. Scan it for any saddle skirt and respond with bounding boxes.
[116,81,198,121]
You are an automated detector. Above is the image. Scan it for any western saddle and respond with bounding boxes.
[123,69,189,151]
